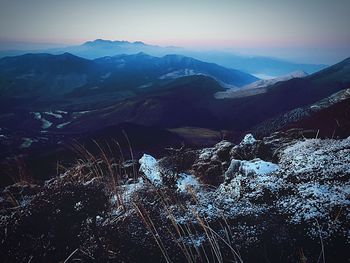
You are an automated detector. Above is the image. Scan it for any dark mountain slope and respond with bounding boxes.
[67,75,227,131]
[287,98,350,138]
[66,58,350,133]
[0,52,257,111]
[251,88,350,138]
[0,53,98,99]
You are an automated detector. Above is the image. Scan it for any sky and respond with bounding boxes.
[0,0,349,64]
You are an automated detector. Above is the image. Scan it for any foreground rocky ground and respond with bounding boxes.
[0,129,349,262]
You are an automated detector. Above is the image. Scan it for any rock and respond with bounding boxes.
[191,140,234,185]
[224,159,241,181]
[241,133,257,145]
[230,136,270,161]
[157,149,198,174]
[1,131,349,263]
[261,129,318,161]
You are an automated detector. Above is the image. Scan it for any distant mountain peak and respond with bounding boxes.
[133,41,146,45]
[82,39,147,47]
[83,39,114,46]
[60,52,77,57]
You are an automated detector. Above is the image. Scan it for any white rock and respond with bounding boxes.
[139,154,162,184]
[241,134,257,145]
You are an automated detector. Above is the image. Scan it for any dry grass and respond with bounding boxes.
[133,174,243,263]
[67,132,138,209]
[67,136,244,262]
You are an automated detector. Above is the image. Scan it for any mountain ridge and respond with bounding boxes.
[0,39,328,76]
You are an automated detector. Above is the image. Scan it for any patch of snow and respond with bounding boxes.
[100,72,111,80]
[252,73,277,80]
[56,122,71,129]
[41,118,52,129]
[96,215,103,223]
[245,71,308,90]
[279,138,350,180]
[138,83,153,89]
[74,201,83,211]
[121,180,145,203]
[56,110,68,114]
[275,137,350,230]
[198,148,212,160]
[178,234,206,248]
[20,138,38,148]
[240,159,279,176]
[158,69,203,80]
[241,134,256,145]
[222,159,279,198]
[177,173,200,192]
[198,140,233,161]
[215,71,308,99]
[278,181,350,226]
[44,111,63,119]
[31,112,53,129]
[31,112,41,120]
[72,110,92,118]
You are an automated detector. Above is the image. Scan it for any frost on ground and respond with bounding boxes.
[44,111,63,119]
[176,173,200,192]
[135,135,350,244]
[20,137,38,148]
[31,112,53,129]
[56,121,71,129]
[275,138,350,237]
[1,131,349,262]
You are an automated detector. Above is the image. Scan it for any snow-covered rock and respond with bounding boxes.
[230,134,270,161]
[240,158,279,176]
[167,136,350,242]
[240,133,257,145]
[193,140,234,185]
[176,173,200,192]
[198,140,233,162]
[2,133,349,262]
[139,154,162,185]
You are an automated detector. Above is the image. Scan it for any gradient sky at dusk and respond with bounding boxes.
[0,0,349,64]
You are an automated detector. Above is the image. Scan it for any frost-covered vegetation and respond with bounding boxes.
[0,130,349,262]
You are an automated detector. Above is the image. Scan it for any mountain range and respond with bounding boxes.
[0,52,258,112]
[0,53,348,147]
[0,47,349,190]
[62,57,350,133]
[0,39,327,76]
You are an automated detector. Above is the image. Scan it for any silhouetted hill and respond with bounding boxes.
[0,52,257,111]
